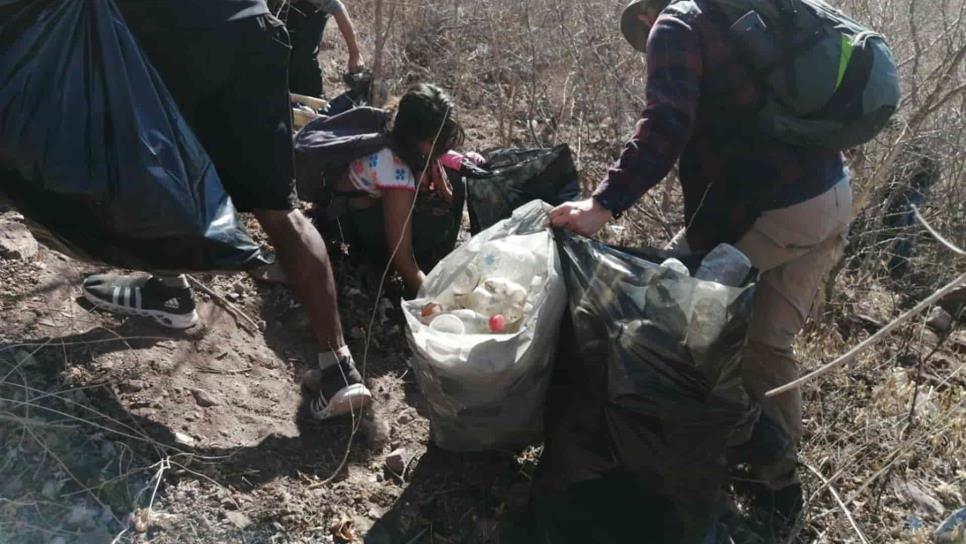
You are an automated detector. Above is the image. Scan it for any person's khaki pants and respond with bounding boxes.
[670,176,852,488]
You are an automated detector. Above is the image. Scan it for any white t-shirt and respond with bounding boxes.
[347,147,416,197]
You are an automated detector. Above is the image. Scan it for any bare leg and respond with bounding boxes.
[254,208,345,351]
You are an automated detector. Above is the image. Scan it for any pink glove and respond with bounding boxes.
[439,151,464,171]
[465,151,486,165]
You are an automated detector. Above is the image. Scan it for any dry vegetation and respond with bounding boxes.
[2,0,965,542]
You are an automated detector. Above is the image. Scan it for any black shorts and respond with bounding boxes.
[128,15,297,212]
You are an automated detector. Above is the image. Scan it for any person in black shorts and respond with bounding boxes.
[83,0,372,421]
[273,0,365,98]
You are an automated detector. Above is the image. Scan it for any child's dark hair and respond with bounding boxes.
[389,83,465,171]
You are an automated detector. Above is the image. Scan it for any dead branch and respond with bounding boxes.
[185,275,260,333]
[804,462,870,544]
[767,271,966,397]
[913,205,966,256]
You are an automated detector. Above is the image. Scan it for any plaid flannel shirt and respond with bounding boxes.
[594,0,845,249]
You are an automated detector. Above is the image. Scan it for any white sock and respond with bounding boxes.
[318,345,352,370]
[156,274,189,289]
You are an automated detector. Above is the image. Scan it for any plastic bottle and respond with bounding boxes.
[428,310,496,335]
[476,239,538,288]
[448,309,491,334]
[660,257,690,276]
[451,263,480,296]
[695,244,751,286]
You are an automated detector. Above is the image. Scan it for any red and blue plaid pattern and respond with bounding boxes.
[595,0,844,247]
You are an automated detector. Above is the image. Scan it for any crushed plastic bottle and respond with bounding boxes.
[695,243,751,287]
[467,278,528,324]
[685,281,729,359]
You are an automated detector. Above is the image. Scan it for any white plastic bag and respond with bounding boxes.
[403,201,567,451]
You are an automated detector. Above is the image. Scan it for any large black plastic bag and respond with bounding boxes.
[465,145,580,234]
[0,0,265,272]
[531,233,757,544]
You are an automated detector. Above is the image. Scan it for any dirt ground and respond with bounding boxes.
[0,215,541,543]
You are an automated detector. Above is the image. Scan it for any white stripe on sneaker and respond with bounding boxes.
[134,287,141,310]
[112,286,120,306]
[123,286,131,309]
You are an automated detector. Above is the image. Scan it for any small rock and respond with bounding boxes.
[173,432,195,446]
[67,505,95,529]
[224,511,252,530]
[385,448,408,475]
[226,292,240,301]
[191,388,218,407]
[935,506,966,544]
[120,380,147,393]
[0,217,38,260]
[361,414,390,450]
[897,480,945,517]
[367,505,384,519]
[233,283,246,294]
[132,508,176,533]
[927,306,954,333]
[396,410,415,425]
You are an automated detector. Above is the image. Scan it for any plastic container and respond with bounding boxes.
[660,257,690,276]
[429,314,466,334]
[448,309,491,334]
[695,243,752,287]
[476,238,539,288]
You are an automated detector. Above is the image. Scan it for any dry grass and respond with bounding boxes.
[2,0,964,542]
[346,0,966,541]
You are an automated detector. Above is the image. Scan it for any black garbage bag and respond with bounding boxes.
[531,233,757,544]
[0,0,266,272]
[465,145,580,234]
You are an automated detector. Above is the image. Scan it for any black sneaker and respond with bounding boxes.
[304,353,372,420]
[82,274,199,329]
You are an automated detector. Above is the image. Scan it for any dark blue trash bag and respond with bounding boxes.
[0,0,267,272]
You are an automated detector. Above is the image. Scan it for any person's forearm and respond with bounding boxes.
[333,10,360,58]
[593,16,702,215]
[392,252,424,294]
[382,190,423,293]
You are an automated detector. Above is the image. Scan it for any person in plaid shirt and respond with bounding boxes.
[551,0,853,532]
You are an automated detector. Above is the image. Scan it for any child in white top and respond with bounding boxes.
[338,84,480,294]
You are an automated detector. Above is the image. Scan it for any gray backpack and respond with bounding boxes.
[714,0,900,149]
